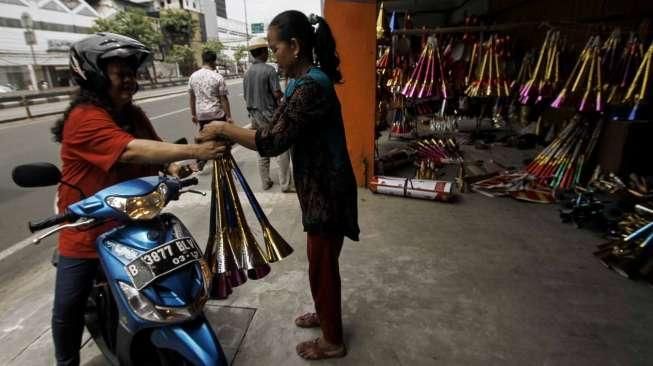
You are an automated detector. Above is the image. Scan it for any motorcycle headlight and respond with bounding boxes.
[118,281,195,323]
[106,183,168,220]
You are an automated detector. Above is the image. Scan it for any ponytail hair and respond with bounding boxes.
[270,10,343,83]
[309,14,342,83]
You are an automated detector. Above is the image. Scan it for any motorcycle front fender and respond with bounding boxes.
[149,315,228,366]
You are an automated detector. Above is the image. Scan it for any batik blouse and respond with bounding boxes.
[255,67,360,241]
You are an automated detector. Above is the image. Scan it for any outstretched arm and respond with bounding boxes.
[197,123,257,150]
[119,139,226,164]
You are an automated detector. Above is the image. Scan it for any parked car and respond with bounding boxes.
[0,84,17,93]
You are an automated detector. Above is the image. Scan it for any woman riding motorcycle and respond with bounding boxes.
[50,33,225,366]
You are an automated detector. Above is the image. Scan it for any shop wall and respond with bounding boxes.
[449,0,489,24]
[324,0,376,186]
[488,0,653,50]
[489,0,653,23]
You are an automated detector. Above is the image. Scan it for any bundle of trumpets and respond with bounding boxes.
[467,34,512,98]
[550,35,604,112]
[203,154,294,299]
[519,30,561,104]
[401,37,448,100]
[594,205,653,281]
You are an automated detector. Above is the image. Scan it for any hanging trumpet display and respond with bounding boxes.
[401,37,448,100]
[604,32,643,106]
[621,40,653,120]
[466,34,511,98]
[511,52,534,93]
[204,155,294,300]
[519,30,561,104]
[550,35,603,112]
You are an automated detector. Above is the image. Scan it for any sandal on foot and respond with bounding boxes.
[296,338,346,360]
[295,312,320,328]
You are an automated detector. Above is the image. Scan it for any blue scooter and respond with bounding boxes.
[12,163,228,366]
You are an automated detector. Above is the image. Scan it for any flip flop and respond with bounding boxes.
[296,338,346,360]
[295,312,320,328]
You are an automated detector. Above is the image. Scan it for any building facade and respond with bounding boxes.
[0,0,99,90]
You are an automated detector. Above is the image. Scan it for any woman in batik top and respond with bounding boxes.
[198,10,359,361]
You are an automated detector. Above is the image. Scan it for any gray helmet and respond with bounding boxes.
[69,32,152,91]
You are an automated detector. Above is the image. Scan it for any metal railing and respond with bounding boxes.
[0,78,189,118]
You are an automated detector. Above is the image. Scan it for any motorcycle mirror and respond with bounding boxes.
[12,162,61,187]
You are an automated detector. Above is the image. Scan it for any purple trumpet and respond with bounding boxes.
[578,93,589,112]
[550,89,566,108]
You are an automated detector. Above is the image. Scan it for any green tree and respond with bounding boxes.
[160,9,198,46]
[268,49,277,63]
[168,45,196,76]
[202,39,225,55]
[92,9,162,81]
[91,9,161,50]
[233,45,248,64]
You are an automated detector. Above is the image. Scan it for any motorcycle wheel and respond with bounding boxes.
[154,348,192,366]
[132,333,192,366]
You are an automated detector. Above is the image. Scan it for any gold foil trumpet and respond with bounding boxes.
[204,153,294,298]
[205,160,228,274]
[205,158,244,299]
[219,156,269,272]
[227,154,294,263]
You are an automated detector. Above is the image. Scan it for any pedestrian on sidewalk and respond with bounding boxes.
[244,37,294,191]
[188,50,232,129]
[189,50,232,171]
[188,50,231,130]
[198,11,359,361]
[50,33,227,366]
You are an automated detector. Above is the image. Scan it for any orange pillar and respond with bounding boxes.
[324,0,376,186]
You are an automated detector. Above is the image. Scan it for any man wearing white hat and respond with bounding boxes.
[244,37,293,192]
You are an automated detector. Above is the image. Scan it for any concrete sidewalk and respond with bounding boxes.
[2,145,653,365]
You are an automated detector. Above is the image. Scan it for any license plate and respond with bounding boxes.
[125,237,202,290]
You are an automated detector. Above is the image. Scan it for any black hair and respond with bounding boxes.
[202,50,217,64]
[269,11,342,83]
[51,87,142,143]
[249,47,267,60]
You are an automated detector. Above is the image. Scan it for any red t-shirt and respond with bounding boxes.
[57,104,161,258]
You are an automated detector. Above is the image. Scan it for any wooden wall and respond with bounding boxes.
[324,0,377,186]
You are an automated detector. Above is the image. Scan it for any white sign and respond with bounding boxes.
[24,30,36,45]
[47,39,73,52]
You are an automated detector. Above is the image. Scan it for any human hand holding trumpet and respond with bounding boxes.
[196,120,258,151]
[194,119,293,300]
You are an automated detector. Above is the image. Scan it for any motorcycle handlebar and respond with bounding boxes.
[180,177,198,188]
[29,212,78,233]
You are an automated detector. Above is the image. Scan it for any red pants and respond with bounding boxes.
[307,232,344,345]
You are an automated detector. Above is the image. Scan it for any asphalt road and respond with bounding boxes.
[0,80,248,282]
